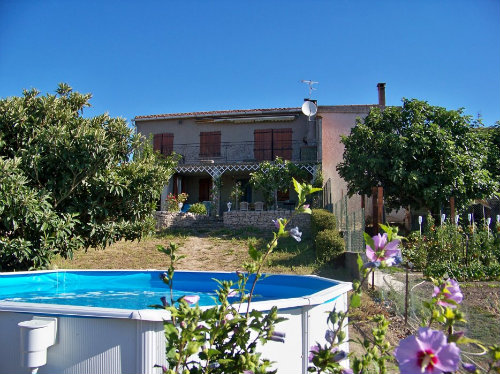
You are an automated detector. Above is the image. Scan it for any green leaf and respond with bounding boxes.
[292,178,301,195]
[350,293,361,308]
[356,254,364,272]
[248,244,262,261]
[364,232,374,250]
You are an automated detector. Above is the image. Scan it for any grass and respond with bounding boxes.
[51,226,325,276]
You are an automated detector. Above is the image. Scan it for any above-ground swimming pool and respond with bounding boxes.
[0,270,352,374]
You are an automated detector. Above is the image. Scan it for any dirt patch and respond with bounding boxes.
[53,234,252,272]
[174,236,251,271]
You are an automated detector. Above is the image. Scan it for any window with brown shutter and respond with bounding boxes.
[273,128,292,160]
[153,133,174,156]
[254,129,273,161]
[254,128,292,161]
[200,131,221,157]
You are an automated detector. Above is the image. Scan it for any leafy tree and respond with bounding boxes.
[337,99,497,213]
[0,84,176,270]
[249,157,308,208]
[484,121,500,185]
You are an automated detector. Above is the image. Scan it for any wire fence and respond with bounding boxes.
[329,196,365,253]
[373,270,499,371]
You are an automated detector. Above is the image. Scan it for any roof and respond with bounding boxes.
[134,107,302,121]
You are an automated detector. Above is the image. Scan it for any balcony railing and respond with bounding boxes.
[165,141,317,164]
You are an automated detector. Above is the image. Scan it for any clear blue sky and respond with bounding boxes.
[1,0,499,127]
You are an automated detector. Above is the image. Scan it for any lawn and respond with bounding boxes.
[52,226,349,279]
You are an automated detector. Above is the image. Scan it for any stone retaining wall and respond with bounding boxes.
[223,211,311,236]
[155,211,218,230]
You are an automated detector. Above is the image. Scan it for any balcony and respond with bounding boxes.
[165,141,318,165]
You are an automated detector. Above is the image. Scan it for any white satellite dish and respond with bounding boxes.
[301,100,317,117]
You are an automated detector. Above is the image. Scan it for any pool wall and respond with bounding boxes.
[0,270,351,374]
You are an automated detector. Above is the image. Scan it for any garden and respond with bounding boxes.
[2,86,500,373]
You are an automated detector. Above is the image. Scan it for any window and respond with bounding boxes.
[254,128,292,161]
[153,133,174,156]
[200,131,221,157]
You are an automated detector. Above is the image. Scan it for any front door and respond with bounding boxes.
[199,178,211,202]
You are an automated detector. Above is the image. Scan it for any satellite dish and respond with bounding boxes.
[301,100,317,117]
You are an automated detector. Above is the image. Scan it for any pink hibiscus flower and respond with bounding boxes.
[432,279,463,308]
[366,233,401,267]
[395,327,460,374]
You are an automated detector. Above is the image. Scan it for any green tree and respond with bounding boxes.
[484,122,500,185]
[0,84,176,270]
[337,99,497,213]
[249,157,308,208]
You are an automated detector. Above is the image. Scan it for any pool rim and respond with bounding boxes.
[0,269,352,321]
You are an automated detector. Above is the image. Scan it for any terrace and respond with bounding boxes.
[159,140,318,165]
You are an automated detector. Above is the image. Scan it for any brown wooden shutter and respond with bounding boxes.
[153,134,162,152]
[200,131,221,157]
[273,128,292,160]
[153,133,174,156]
[254,129,273,161]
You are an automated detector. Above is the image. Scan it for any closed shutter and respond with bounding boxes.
[153,133,174,156]
[254,129,273,161]
[273,128,292,160]
[254,128,292,161]
[200,131,221,157]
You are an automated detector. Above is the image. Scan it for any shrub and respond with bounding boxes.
[403,215,500,281]
[311,209,337,238]
[188,203,207,215]
[315,229,345,262]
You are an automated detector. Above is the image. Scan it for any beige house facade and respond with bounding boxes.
[134,83,387,217]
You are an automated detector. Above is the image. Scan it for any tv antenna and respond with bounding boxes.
[301,80,318,98]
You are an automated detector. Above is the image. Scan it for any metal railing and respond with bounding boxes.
[165,141,317,164]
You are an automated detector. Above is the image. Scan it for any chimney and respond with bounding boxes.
[377,82,386,107]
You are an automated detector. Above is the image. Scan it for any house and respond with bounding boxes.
[133,83,386,215]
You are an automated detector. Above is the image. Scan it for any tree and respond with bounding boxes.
[337,99,497,213]
[483,121,500,185]
[0,84,176,270]
[250,157,308,208]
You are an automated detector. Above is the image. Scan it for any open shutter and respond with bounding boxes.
[200,131,221,157]
[273,128,292,160]
[254,129,273,161]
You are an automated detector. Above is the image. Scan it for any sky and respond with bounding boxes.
[1,0,499,127]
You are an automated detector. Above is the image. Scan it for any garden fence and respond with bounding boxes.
[373,270,499,372]
[329,196,365,253]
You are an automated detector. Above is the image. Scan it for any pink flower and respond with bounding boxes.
[395,327,460,374]
[308,344,320,362]
[366,233,401,267]
[272,218,282,230]
[182,295,200,304]
[227,289,239,297]
[432,279,463,308]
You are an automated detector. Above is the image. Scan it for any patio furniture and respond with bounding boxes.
[254,201,264,211]
[240,202,249,211]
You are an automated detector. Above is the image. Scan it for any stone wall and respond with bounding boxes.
[155,211,219,230]
[223,211,311,236]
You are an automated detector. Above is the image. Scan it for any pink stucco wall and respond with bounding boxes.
[318,105,374,211]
